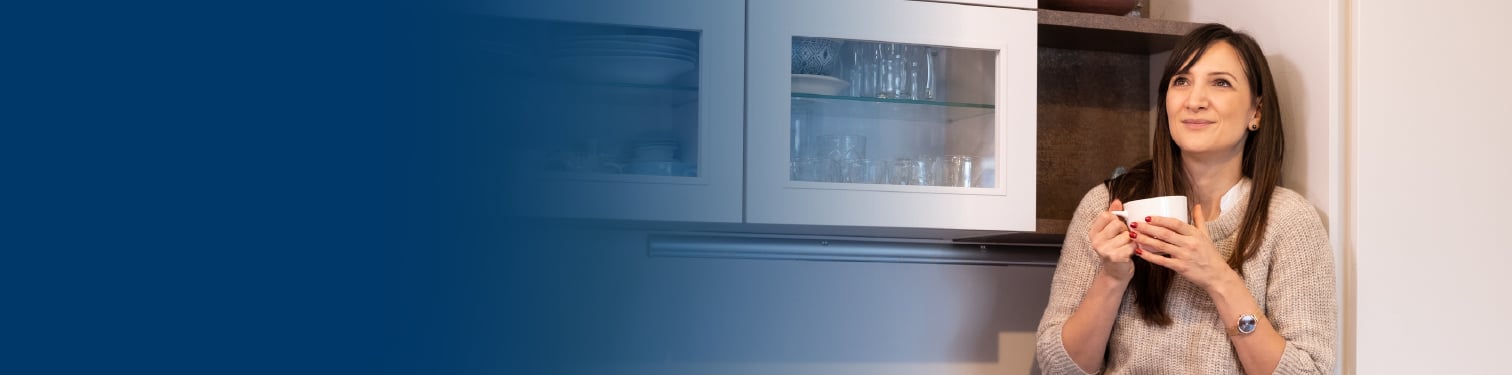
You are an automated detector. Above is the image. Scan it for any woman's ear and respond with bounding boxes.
[1251,98,1264,124]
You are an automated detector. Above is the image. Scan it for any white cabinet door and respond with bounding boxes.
[747,0,1036,231]
[479,0,744,223]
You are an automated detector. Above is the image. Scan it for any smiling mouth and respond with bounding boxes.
[1181,120,1216,128]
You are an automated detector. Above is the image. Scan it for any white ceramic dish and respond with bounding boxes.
[564,40,696,57]
[564,35,697,51]
[554,47,696,62]
[632,143,678,162]
[555,55,697,85]
[791,74,850,95]
[627,161,695,177]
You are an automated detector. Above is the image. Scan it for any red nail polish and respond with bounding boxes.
[1144,216,1153,223]
[1134,248,1143,255]
[1130,222,1138,229]
[1129,231,1137,239]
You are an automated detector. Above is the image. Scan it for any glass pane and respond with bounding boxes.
[484,18,701,179]
[790,37,997,188]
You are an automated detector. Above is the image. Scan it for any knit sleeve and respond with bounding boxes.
[1035,185,1112,375]
[1264,199,1338,374]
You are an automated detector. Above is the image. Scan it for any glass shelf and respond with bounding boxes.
[791,92,991,108]
[791,94,994,123]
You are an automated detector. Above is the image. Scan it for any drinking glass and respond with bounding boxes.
[923,47,940,100]
[813,134,866,183]
[793,157,823,182]
[845,42,873,97]
[818,135,866,161]
[879,43,902,99]
[889,158,914,185]
[943,155,980,187]
[860,159,887,184]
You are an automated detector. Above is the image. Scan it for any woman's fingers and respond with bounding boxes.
[1134,245,1180,270]
[1131,229,1176,255]
[1093,223,1132,258]
[1088,199,1122,238]
[1143,215,1195,237]
[1088,211,1114,240]
[1097,216,1128,241]
[1134,220,1191,249]
[1104,232,1132,254]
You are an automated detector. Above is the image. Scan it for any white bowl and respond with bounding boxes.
[632,143,678,162]
[791,74,850,95]
[628,161,695,177]
[555,55,696,85]
[555,47,695,63]
[565,35,697,51]
[565,40,696,58]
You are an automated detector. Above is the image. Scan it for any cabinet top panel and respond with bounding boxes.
[1038,9,1200,54]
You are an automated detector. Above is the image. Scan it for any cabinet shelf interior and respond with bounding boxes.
[791,95,993,123]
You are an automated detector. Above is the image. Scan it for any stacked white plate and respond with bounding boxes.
[555,35,698,86]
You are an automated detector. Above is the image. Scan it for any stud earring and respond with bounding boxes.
[1248,122,1259,131]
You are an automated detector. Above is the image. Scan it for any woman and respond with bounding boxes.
[1034,24,1336,374]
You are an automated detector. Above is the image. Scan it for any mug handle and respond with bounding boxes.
[1111,211,1144,252]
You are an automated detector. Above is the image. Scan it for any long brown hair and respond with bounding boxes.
[1107,23,1285,326]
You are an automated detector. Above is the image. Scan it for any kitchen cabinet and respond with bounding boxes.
[484,1,1202,249]
[482,0,746,223]
[746,0,1038,233]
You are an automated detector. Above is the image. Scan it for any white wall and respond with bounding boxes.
[1350,1,1512,373]
[1151,0,1337,224]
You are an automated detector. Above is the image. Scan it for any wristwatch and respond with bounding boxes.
[1227,314,1258,336]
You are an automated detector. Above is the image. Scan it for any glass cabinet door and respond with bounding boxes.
[788,38,998,189]
[480,0,744,223]
[747,0,1036,231]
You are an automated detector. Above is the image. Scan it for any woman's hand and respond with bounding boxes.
[1089,199,1136,282]
[1130,203,1241,290]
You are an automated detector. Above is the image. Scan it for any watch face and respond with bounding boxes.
[1238,315,1258,334]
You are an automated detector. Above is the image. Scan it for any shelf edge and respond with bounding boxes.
[648,234,1059,267]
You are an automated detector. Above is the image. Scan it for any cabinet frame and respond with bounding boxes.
[484,0,746,223]
[746,0,1038,232]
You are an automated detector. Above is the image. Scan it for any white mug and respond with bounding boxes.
[1111,196,1190,225]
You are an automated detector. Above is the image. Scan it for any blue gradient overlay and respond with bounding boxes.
[5,1,1050,373]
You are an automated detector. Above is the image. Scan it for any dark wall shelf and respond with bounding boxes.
[1027,11,1202,246]
[1038,9,1200,54]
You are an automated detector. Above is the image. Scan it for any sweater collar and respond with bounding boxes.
[1206,178,1251,241]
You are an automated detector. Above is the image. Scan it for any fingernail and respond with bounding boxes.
[1129,231,1137,239]
[1130,222,1138,229]
[1135,248,1143,255]
[1144,216,1153,222]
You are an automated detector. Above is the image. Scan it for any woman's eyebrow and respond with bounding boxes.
[1173,70,1236,77]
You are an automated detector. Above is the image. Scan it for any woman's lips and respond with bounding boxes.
[1181,119,1215,129]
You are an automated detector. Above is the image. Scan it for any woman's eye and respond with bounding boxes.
[1172,77,1189,86]
[1214,79,1232,87]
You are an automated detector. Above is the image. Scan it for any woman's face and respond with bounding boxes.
[1165,41,1260,160]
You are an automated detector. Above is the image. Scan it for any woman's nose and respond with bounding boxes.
[1184,87,1209,112]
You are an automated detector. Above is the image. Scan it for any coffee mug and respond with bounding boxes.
[1111,196,1190,225]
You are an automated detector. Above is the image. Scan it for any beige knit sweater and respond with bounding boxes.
[1035,184,1337,374]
